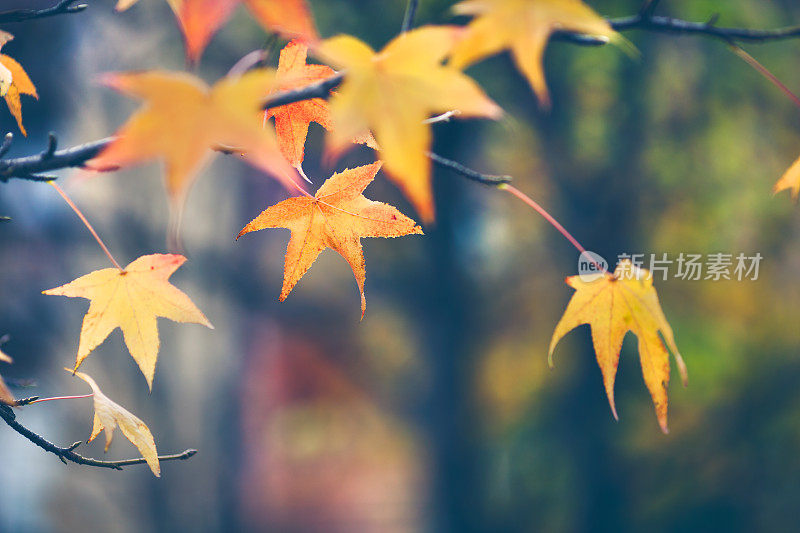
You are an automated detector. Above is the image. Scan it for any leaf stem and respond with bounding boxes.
[729,43,800,109]
[500,184,606,273]
[28,394,93,405]
[49,182,124,271]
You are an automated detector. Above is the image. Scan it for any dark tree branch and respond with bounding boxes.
[0,402,196,471]
[0,133,111,182]
[558,12,800,46]
[401,0,419,34]
[0,0,88,24]
[428,152,511,186]
[261,73,344,109]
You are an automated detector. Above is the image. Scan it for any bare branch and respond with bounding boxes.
[0,0,88,24]
[0,133,111,182]
[558,13,800,46]
[0,402,196,471]
[429,152,512,186]
[262,73,344,109]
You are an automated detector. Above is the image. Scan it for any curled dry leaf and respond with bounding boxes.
[266,40,377,167]
[549,260,688,433]
[69,369,161,477]
[237,162,423,317]
[44,254,213,389]
[450,0,620,107]
[316,26,502,223]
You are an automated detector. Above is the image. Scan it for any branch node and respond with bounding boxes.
[43,133,58,159]
[0,133,13,159]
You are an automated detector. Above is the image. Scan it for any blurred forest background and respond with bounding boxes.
[2,0,800,531]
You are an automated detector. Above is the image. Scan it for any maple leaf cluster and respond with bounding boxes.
[19,0,789,472]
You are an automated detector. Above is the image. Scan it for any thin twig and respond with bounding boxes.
[262,73,344,109]
[559,12,800,46]
[0,0,88,24]
[429,152,511,186]
[0,133,111,182]
[401,0,419,33]
[0,403,196,471]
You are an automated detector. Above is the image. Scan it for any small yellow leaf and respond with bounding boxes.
[450,0,619,106]
[774,153,800,200]
[88,70,297,213]
[316,27,501,223]
[549,260,687,433]
[44,254,213,389]
[69,369,161,477]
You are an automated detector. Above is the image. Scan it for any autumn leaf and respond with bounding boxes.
[316,26,502,223]
[774,154,800,200]
[44,254,213,389]
[237,162,422,317]
[450,0,620,107]
[87,70,298,212]
[549,260,688,433]
[266,40,376,168]
[69,369,161,477]
[117,0,318,63]
[0,32,38,136]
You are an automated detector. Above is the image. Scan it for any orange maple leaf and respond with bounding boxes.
[117,0,318,63]
[0,32,38,136]
[88,70,298,212]
[70,370,161,476]
[449,0,620,106]
[266,40,377,168]
[44,254,213,389]
[237,162,423,317]
[316,26,502,223]
[549,260,688,433]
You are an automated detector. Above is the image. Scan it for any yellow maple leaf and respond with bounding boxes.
[450,0,620,106]
[315,26,502,223]
[44,254,213,389]
[0,32,38,136]
[70,370,161,477]
[549,260,688,433]
[774,154,800,200]
[88,70,297,212]
[237,162,423,317]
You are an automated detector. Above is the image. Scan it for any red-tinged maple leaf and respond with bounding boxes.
[117,0,318,63]
[266,40,377,168]
[237,162,423,317]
